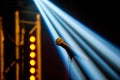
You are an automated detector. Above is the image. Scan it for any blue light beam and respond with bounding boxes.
[33,0,69,69]
[34,0,120,80]
[47,6,120,79]
[43,0,120,73]
[34,0,87,80]
[35,0,108,80]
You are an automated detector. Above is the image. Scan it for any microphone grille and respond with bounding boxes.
[56,37,64,45]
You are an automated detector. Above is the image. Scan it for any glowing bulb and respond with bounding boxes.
[30,75,36,80]
[30,44,36,50]
[30,36,36,42]
[30,59,36,66]
[30,67,36,74]
[30,52,36,58]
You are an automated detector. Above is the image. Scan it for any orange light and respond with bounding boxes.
[30,67,36,74]
[30,52,36,58]
[30,36,36,42]
[30,59,36,66]
[30,44,36,50]
[30,75,36,80]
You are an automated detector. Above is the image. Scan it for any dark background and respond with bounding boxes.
[0,0,120,80]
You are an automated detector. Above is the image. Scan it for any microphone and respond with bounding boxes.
[56,37,69,49]
[56,37,88,61]
[56,37,75,58]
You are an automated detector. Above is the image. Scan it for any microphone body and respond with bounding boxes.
[56,37,75,58]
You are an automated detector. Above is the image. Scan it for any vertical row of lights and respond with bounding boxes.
[29,35,36,80]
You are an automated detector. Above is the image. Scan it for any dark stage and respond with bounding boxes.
[0,0,120,80]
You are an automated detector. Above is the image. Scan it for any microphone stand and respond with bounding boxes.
[68,54,72,80]
[65,46,89,80]
[64,46,76,80]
